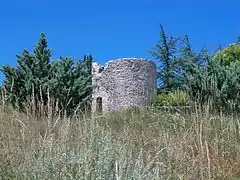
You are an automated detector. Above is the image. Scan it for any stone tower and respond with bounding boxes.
[92,58,157,115]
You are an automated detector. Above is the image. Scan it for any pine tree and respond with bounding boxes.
[149,25,181,93]
[1,33,93,116]
[1,33,52,113]
[48,55,93,116]
[178,35,206,89]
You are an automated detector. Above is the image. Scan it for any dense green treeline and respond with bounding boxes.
[1,33,93,117]
[1,26,240,115]
[150,25,240,112]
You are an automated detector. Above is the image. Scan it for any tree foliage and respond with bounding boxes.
[149,25,182,93]
[48,56,92,116]
[150,25,209,94]
[1,33,93,116]
[186,52,240,112]
[213,44,240,66]
[149,25,240,112]
[1,27,240,114]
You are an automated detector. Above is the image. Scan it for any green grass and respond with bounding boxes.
[1,105,240,179]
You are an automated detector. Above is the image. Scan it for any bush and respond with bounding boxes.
[188,57,240,112]
[154,90,191,107]
[213,44,240,66]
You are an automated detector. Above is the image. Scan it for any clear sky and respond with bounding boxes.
[0,0,239,82]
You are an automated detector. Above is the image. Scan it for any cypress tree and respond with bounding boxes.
[1,33,93,116]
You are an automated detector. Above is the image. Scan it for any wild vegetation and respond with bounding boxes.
[1,25,240,179]
[1,33,93,117]
[1,104,240,179]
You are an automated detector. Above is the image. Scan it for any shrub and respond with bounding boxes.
[213,44,240,66]
[188,56,240,112]
[154,90,191,107]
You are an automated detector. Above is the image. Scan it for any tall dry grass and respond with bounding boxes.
[1,104,240,179]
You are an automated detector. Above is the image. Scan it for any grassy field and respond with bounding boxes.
[1,105,240,180]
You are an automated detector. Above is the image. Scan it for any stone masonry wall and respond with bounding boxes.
[92,58,157,115]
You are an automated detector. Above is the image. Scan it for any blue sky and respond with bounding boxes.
[0,0,239,82]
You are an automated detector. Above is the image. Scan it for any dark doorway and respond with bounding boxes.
[96,97,103,115]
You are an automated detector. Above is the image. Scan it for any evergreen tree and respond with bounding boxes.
[178,35,210,92]
[1,33,93,116]
[14,33,52,112]
[48,56,92,116]
[149,25,182,93]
